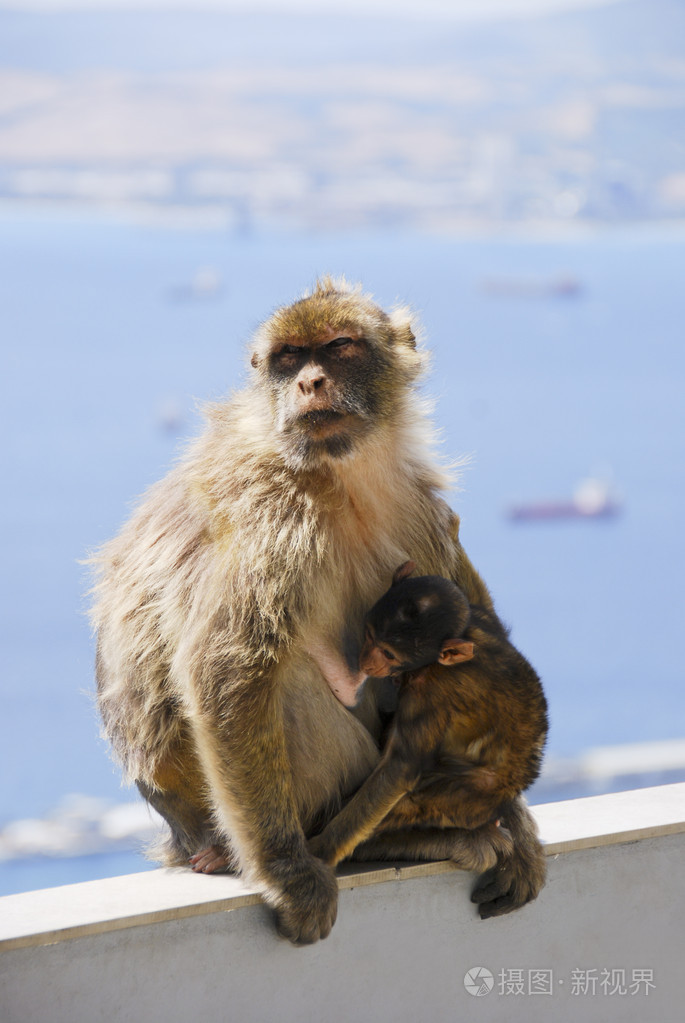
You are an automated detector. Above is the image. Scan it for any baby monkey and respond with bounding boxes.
[309,562,548,912]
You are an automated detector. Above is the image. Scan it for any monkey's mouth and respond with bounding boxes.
[301,409,345,423]
[281,407,370,462]
[297,409,354,435]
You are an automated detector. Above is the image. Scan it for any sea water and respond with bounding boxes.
[1,208,684,894]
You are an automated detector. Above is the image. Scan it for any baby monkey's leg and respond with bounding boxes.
[351,819,512,873]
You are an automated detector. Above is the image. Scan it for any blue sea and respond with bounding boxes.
[1,208,684,896]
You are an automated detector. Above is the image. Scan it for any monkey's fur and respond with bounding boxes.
[308,565,548,918]
[90,278,545,944]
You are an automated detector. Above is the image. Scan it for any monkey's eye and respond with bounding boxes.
[271,344,305,371]
[325,336,355,349]
[381,648,395,661]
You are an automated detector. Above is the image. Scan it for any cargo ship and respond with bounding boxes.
[508,477,621,522]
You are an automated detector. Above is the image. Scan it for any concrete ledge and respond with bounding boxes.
[532,780,685,853]
[1,783,683,953]
[1,784,684,1023]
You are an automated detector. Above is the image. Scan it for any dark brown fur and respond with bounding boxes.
[90,279,545,943]
[309,567,548,918]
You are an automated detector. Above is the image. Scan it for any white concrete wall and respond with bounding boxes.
[1,784,684,1023]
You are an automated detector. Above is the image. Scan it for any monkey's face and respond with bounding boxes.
[359,627,407,678]
[360,575,471,677]
[249,281,422,467]
[263,325,392,465]
[360,618,438,678]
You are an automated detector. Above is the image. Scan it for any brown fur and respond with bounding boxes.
[90,277,541,943]
[308,572,548,917]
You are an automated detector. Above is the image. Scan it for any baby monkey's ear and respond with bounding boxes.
[392,561,416,586]
[438,640,475,666]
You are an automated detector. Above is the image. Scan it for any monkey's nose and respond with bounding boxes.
[360,649,393,678]
[297,371,326,395]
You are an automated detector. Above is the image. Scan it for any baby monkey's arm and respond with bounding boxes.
[308,750,419,867]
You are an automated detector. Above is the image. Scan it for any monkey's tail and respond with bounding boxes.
[470,795,546,919]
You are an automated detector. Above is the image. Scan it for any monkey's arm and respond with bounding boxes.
[185,639,338,945]
[308,752,418,867]
[443,504,494,611]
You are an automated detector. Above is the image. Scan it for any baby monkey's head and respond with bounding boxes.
[360,562,474,678]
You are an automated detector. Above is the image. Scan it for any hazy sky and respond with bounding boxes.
[0,0,628,20]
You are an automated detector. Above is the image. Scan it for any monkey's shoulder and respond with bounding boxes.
[466,604,510,641]
[465,611,544,695]
[396,627,547,754]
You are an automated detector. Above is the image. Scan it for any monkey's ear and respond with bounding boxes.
[438,640,474,665]
[389,309,417,349]
[392,561,416,586]
[395,323,416,349]
[250,352,260,368]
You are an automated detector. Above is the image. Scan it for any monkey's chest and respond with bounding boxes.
[327,469,449,576]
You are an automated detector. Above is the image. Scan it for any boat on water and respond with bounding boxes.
[167,265,223,302]
[482,274,583,300]
[508,477,621,522]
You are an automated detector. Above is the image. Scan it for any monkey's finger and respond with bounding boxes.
[470,866,502,901]
[202,856,228,873]
[189,857,214,873]
[470,865,516,907]
[275,915,316,945]
[275,905,337,946]
[189,851,212,869]
[477,892,520,919]
[189,847,230,873]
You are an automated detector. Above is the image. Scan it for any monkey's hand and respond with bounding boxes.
[267,854,338,945]
[471,810,546,919]
[471,858,540,919]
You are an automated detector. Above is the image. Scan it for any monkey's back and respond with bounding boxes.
[411,606,548,801]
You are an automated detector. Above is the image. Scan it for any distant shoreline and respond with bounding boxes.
[3,198,685,240]
[0,1,627,22]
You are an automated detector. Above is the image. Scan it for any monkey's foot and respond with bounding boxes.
[471,854,545,919]
[189,845,232,873]
[471,797,547,918]
[471,864,525,918]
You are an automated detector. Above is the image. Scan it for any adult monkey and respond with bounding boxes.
[91,278,545,945]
